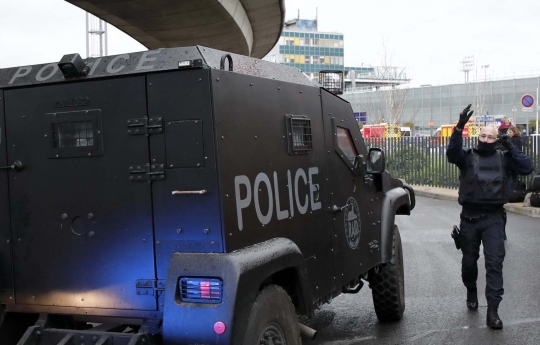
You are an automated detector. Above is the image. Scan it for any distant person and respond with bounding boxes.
[446,105,533,330]
[508,126,523,152]
[507,126,527,199]
[494,126,527,239]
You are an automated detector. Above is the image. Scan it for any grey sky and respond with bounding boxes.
[1,0,539,86]
[287,0,540,86]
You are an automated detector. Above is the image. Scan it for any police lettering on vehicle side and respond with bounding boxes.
[235,167,321,230]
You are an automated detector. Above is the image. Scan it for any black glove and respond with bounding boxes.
[456,104,474,129]
[498,134,514,150]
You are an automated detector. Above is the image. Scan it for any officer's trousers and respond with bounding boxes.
[459,211,506,306]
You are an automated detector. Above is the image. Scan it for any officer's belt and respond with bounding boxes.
[460,213,488,222]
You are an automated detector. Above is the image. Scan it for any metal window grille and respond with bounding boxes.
[319,70,344,95]
[291,119,312,152]
[52,120,94,148]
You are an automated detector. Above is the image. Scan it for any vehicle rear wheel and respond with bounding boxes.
[368,225,405,321]
[243,285,301,345]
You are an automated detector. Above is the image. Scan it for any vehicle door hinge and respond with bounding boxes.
[127,117,163,135]
[129,163,165,182]
[136,279,166,297]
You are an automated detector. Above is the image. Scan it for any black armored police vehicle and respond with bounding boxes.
[0,46,415,345]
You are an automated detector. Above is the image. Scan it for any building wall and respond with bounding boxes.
[268,31,344,79]
[342,76,540,134]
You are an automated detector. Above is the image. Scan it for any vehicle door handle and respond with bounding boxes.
[0,160,24,171]
[172,189,207,195]
[332,203,351,213]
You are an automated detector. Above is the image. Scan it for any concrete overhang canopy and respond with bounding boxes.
[66,0,285,58]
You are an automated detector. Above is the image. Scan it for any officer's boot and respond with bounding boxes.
[466,288,478,311]
[486,304,503,329]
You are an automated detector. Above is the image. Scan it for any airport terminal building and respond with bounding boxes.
[341,75,540,135]
[262,16,537,136]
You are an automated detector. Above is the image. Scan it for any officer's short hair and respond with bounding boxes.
[481,125,498,134]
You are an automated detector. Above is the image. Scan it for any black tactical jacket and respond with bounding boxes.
[446,129,533,211]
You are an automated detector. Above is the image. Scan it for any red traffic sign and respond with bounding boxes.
[522,94,534,108]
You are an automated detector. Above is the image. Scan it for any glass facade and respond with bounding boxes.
[342,77,540,134]
[263,20,381,83]
[273,31,344,78]
[345,67,376,78]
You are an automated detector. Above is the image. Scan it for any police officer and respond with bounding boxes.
[446,105,533,329]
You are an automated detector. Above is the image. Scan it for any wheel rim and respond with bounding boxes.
[258,322,286,345]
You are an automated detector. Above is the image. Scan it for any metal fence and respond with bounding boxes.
[365,136,540,189]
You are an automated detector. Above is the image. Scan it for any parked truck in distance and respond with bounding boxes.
[362,123,412,138]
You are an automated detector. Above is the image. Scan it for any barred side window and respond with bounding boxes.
[52,120,94,148]
[48,109,103,159]
[286,115,313,155]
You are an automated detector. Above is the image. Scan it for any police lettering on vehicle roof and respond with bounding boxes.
[6,50,163,86]
[235,167,321,230]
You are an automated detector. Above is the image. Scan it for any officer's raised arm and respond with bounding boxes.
[446,104,474,167]
[498,135,534,175]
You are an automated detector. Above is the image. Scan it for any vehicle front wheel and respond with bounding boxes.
[243,285,301,345]
[368,225,405,321]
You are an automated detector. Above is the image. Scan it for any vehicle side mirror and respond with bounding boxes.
[367,148,385,174]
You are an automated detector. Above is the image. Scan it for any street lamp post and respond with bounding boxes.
[481,64,490,81]
[537,88,539,154]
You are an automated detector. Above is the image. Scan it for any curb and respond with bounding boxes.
[504,203,540,218]
[413,189,458,202]
[410,185,540,218]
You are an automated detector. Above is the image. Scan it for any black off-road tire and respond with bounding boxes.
[243,285,301,345]
[368,225,405,321]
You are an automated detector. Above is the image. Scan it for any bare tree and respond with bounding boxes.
[356,41,415,131]
[467,80,498,118]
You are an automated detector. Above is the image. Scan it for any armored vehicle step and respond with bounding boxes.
[17,325,153,345]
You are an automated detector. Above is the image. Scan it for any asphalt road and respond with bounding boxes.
[301,196,540,345]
